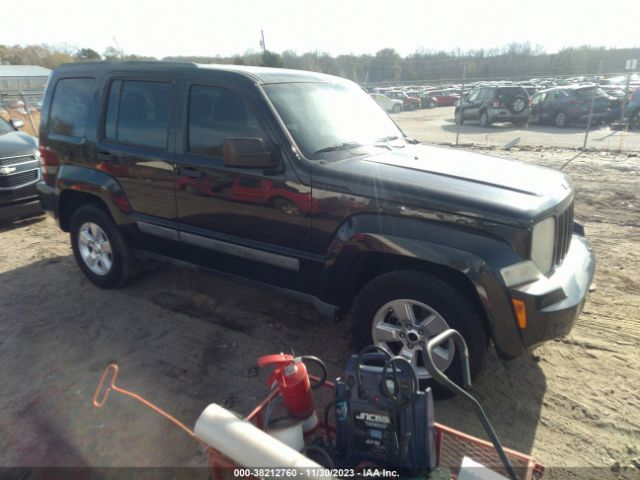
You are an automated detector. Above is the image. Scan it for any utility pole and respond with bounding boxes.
[260,30,266,53]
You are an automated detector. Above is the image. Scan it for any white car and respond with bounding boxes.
[369,93,403,113]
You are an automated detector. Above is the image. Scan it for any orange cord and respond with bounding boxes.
[92,363,206,446]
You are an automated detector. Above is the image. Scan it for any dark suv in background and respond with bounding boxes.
[530,85,618,127]
[0,116,41,223]
[455,85,530,127]
[37,62,595,388]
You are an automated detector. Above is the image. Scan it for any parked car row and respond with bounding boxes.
[454,83,638,129]
[367,74,640,128]
[367,86,460,111]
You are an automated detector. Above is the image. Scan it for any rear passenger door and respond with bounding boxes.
[96,77,177,220]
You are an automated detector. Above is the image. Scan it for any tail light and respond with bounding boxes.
[39,143,59,186]
[630,93,636,102]
[492,97,500,108]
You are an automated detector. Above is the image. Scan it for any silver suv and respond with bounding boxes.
[455,85,531,127]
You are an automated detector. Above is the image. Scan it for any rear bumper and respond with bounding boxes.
[488,107,531,123]
[36,181,57,218]
[509,234,595,351]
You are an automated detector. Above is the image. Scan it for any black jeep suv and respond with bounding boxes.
[0,116,41,222]
[455,85,531,127]
[37,62,595,386]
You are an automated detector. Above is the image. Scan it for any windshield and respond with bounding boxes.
[263,81,404,159]
[0,117,14,135]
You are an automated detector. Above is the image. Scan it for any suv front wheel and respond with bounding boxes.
[351,271,487,395]
[554,111,568,128]
[70,204,137,288]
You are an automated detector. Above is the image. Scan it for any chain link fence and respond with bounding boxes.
[369,71,640,153]
[0,91,44,137]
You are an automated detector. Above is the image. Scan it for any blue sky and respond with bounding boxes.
[3,0,639,58]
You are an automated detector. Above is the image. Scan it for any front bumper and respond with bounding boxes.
[510,234,595,351]
[0,197,42,222]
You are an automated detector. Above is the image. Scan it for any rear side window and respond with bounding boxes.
[496,87,528,98]
[187,85,265,158]
[573,88,606,99]
[49,78,95,138]
[105,80,171,149]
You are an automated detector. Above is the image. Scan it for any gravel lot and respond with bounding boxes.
[394,107,640,152]
[0,146,638,479]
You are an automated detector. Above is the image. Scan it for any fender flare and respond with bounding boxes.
[56,164,132,229]
[315,214,526,357]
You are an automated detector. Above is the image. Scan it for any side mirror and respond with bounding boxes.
[223,138,273,168]
[10,119,24,130]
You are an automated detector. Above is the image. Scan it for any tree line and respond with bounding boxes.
[1,43,639,84]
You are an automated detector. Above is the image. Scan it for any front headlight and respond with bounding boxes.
[531,217,555,275]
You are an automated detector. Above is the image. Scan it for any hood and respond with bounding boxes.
[315,144,572,225]
[0,131,38,158]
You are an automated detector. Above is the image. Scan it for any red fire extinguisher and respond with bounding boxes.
[258,354,327,432]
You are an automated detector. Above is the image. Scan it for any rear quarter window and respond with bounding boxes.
[496,87,528,98]
[49,78,95,138]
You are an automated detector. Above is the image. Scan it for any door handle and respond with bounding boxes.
[176,166,204,179]
[97,152,120,164]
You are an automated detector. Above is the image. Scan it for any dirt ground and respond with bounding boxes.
[0,147,638,479]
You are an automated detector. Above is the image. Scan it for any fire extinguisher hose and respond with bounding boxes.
[300,355,328,389]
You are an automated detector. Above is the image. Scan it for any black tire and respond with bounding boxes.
[554,110,568,128]
[508,96,527,114]
[70,204,137,288]
[351,271,488,397]
[392,104,402,113]
[479,110,491,128]
[455,109,464,125]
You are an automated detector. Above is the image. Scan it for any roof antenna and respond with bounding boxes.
[112,36,126,61]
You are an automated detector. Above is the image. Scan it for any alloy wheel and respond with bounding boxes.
[77,222,113,276]
[371,299,454,379]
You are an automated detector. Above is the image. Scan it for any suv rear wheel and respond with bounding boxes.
[392,104,402,113]
[70,204,137,288]
[351,271,487,395]
[479,110,491,128]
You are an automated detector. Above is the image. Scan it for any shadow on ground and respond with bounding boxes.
[0,255,546,468]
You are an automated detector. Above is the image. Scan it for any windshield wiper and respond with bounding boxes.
[313,141,364,155]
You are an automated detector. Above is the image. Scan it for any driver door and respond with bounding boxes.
[173,83,312,291]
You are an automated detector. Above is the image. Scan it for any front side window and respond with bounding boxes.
[105,80,171,149]
[187,85,266,158]
[263,81,404,159]
[49,78,95,138]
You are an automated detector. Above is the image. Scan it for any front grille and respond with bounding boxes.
[0,155,37,167]
[553,202,574,267]
[0,169,39,189]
